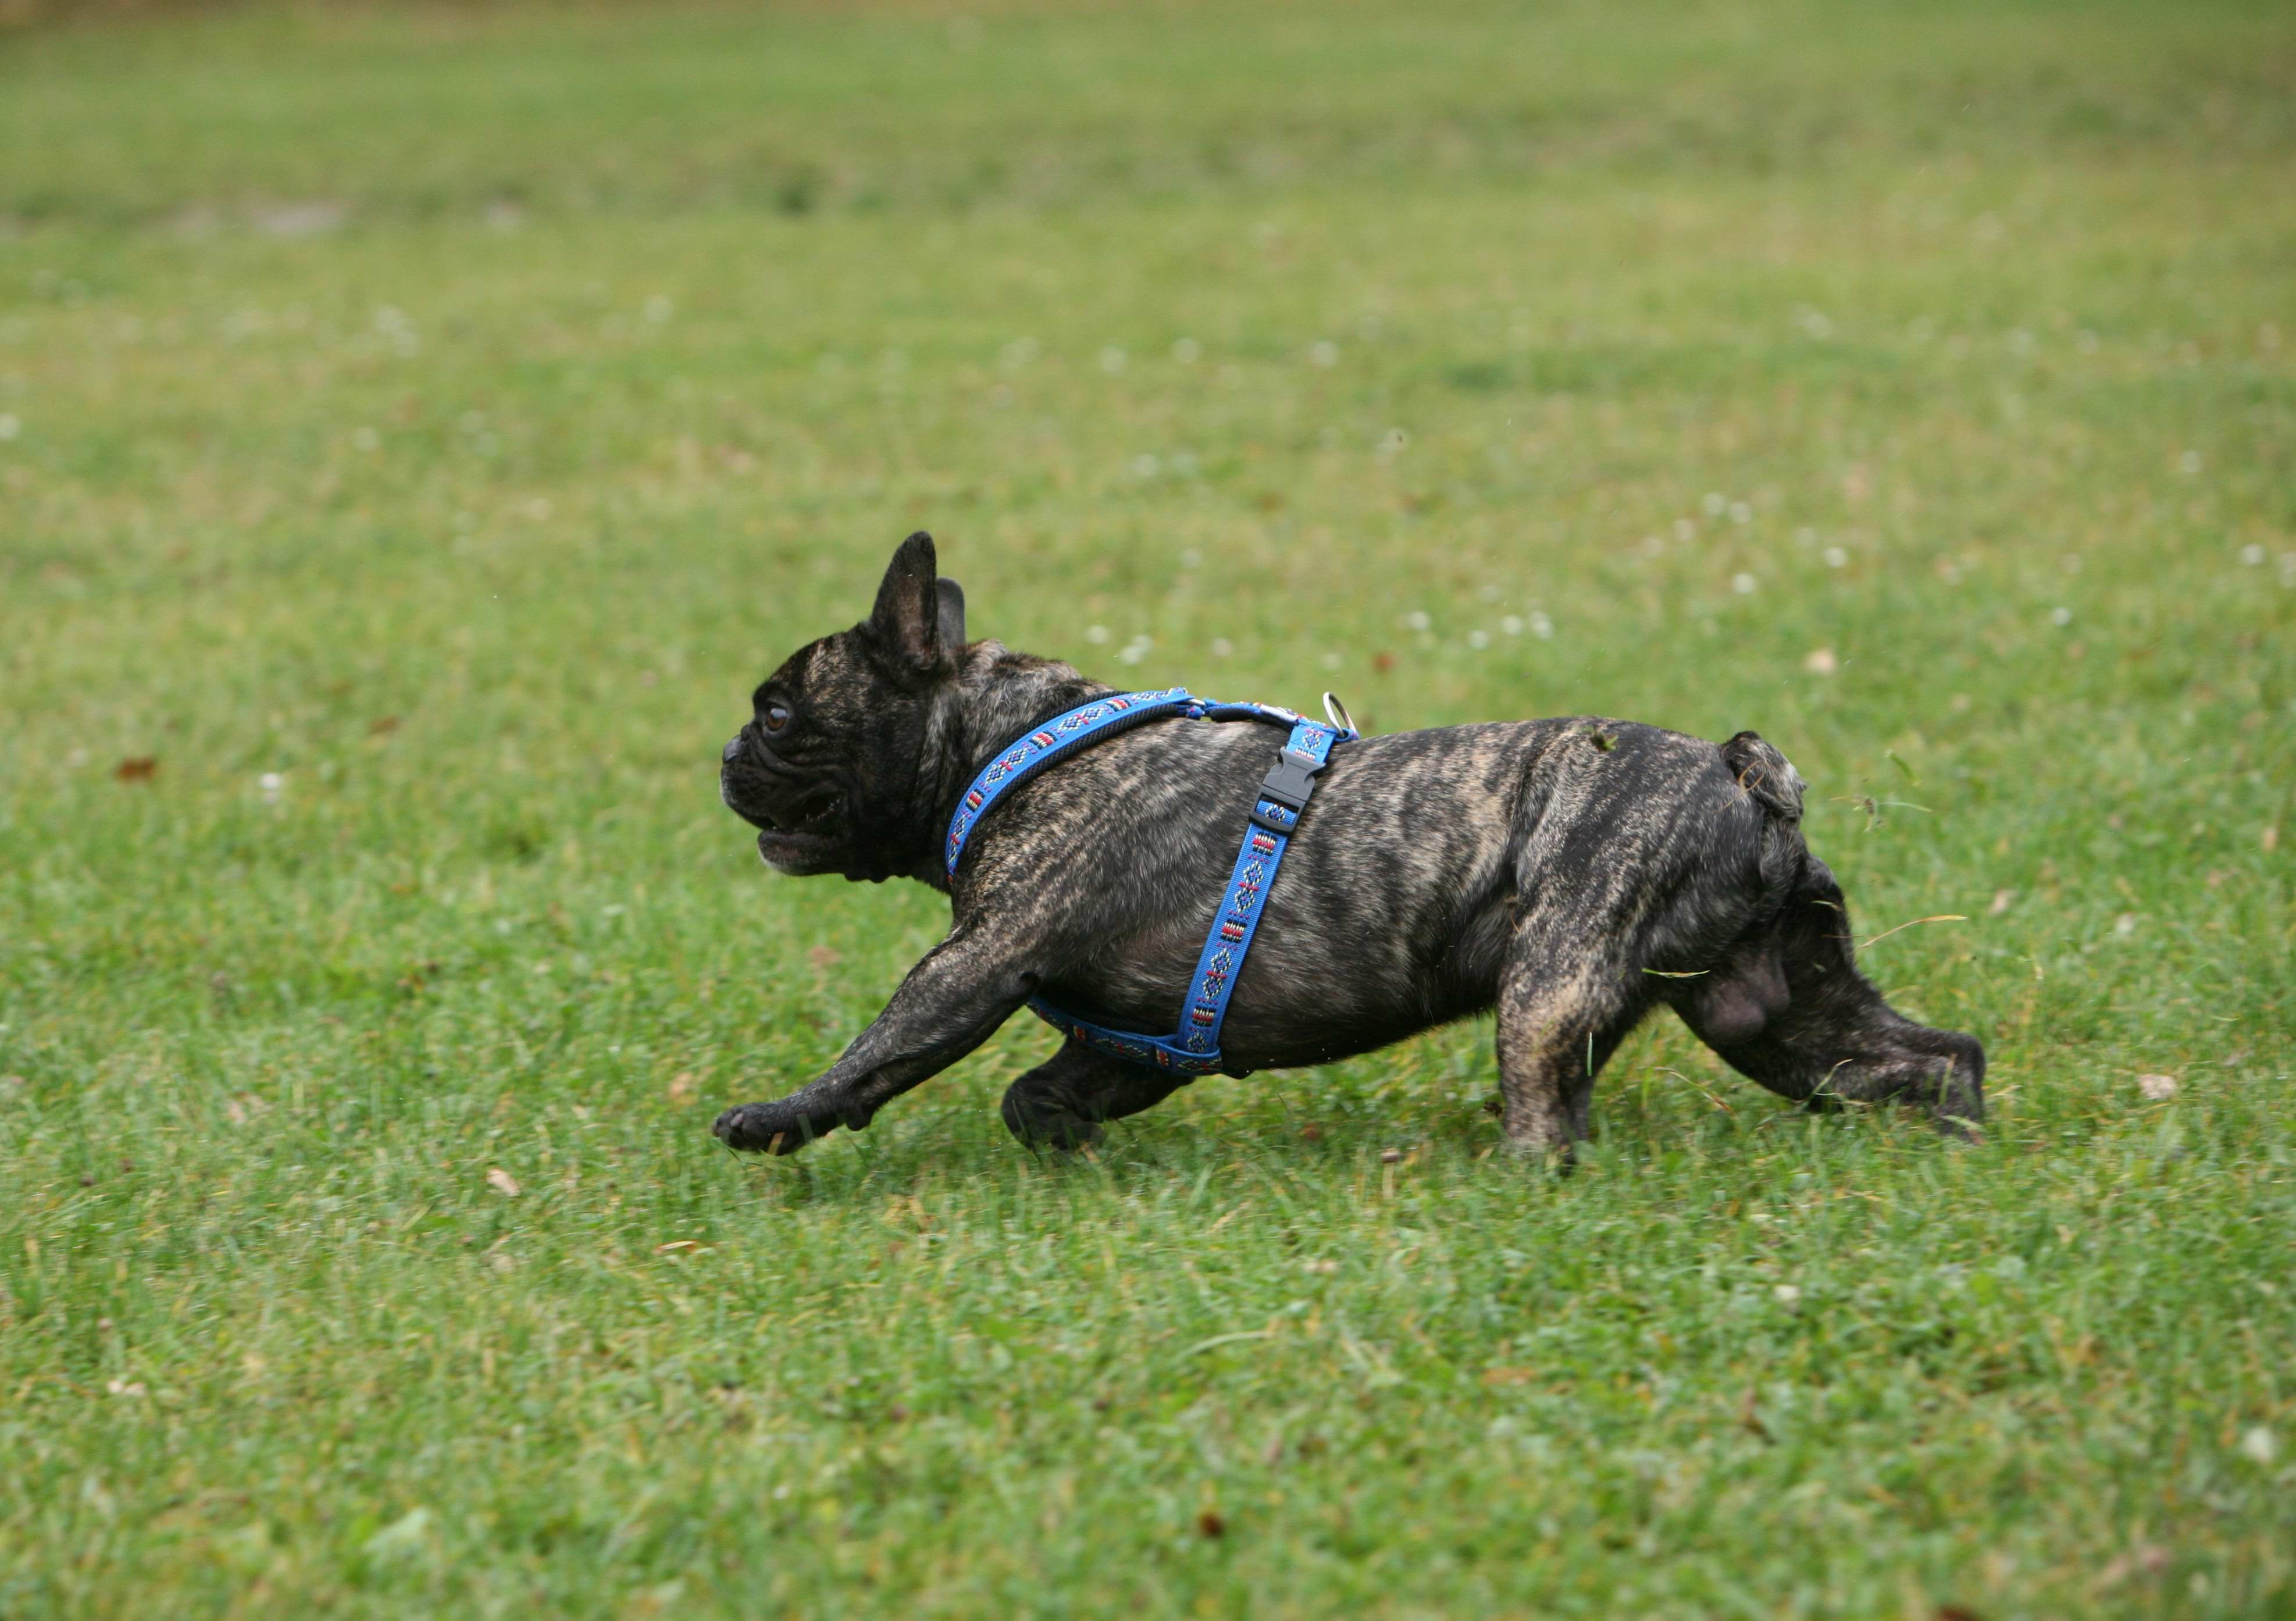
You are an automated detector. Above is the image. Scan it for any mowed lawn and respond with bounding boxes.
[2,1,2293,1615]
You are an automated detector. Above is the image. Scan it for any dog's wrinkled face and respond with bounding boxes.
[719,533,966,882]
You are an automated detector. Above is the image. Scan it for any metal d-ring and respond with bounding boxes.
[1321,690,1357,739]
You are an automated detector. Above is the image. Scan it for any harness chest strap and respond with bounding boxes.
[942,688,1355,1076]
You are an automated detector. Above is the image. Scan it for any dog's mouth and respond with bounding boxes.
[739,792,845,867]
[722,742,850,870]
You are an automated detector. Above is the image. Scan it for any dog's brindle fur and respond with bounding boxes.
[715,535,1983,1161]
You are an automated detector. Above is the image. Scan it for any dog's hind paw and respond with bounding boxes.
[1499,1135,1580,1174]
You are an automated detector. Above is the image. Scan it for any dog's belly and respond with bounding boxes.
[1039,906,1510,1070]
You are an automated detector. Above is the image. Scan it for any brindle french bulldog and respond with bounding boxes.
[714,534,1983,1161]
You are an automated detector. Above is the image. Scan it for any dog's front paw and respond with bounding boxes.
[999,1081,1104,1152]
[713,1100,833,1155]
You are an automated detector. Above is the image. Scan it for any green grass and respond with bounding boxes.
[3,0,2294,1614]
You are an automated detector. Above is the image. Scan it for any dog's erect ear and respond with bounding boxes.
[935,578,966,652]
[868,532,950,669]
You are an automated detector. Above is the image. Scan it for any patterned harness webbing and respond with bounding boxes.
[943,687,1355,1076]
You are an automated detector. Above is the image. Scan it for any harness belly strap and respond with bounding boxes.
[943,690,1354,1077]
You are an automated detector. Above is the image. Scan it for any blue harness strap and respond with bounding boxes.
[943,690,1356,1077]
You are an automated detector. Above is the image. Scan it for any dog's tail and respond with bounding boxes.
[1719,730,1806,897]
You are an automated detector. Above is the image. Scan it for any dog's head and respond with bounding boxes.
[720,532,968,882]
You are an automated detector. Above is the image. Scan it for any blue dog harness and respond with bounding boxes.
[943,687,1357,1076]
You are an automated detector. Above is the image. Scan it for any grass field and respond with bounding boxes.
[3,1,2294,1614]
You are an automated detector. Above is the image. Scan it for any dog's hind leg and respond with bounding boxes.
[1494,912,1652,1163]
[1000,1039,1192,1150]
[1679,857,1986,1133]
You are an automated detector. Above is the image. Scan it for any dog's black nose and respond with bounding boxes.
[723,733,744,764]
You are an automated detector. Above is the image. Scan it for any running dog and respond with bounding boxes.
[714,534,1983,1160]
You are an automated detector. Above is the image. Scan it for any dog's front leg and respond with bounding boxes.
[713,927,1031,1155]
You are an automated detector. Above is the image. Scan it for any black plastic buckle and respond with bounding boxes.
[1247,747,1328,835]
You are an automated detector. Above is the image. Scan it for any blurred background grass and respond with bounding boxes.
[2,2,2293,1616]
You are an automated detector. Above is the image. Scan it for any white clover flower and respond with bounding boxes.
[1732,573,1758,595]
[2240,544,2265,566]
[2240,1427,2277,1464]
[1468,629,1490,650]
[1309,340,1339,367]
[1728,501,1753,525]
[644,295,674,324]
[1130,454,1159,479]
[1702,492,1727,516]
[1674,518,1696,542]
[1172,337,1200,364]
[2179,450,2202,475]
[1528,613,1553,639]
[259,772,285,802]
[1403,610,1431,632]
[0,413,22,441]
[1099,347,1128,376]
[2051,606,2073,626]
[1084,624,1111,644]
[1500,615,1524,636]
[1774,1284,1801,1305]
[1210,637,1233,657]
[1823,546,1848,568]
[351,426,379,452]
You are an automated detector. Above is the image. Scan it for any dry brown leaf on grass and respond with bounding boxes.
[666,1071,697,1106]
[485,1167,520,1196]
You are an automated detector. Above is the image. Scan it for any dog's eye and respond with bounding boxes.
[762,704,792,735]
